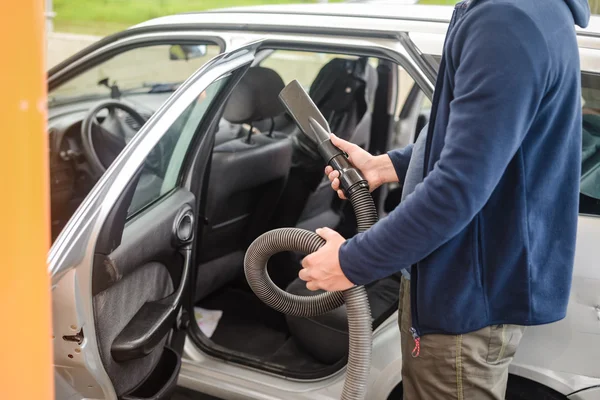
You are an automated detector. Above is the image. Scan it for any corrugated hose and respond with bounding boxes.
[244,185,378,400]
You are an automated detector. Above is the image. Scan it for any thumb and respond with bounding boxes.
[330,133,357,154]
[316,227,342,241]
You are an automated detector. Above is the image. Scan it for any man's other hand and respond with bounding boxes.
[325,133,397,199]
[299,227,354,291]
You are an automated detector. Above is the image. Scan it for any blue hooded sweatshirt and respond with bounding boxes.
[338,0,591,337]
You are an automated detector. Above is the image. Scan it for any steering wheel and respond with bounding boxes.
[81,100,148,178]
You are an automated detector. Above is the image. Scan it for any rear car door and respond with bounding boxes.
[49,43,258,400]
[509,46,600,394]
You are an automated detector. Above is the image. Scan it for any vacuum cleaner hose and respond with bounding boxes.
[244,185,377,400]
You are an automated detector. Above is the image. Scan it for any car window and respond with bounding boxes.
[259,50,377,90]
[127,76,229,216]
[580,72,600,216]
[49,43,220,105]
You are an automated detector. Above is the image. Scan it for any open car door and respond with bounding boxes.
[49,43,259,400]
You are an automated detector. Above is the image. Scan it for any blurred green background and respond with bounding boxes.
[54,0,457,35]
[53,0,600,36]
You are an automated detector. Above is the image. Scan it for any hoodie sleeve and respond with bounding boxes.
[387,144,414,183]
[339,4,551,285]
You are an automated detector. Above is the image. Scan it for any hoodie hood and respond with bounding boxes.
[565,0,591,28]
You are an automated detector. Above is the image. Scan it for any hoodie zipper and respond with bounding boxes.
[410,4,467,355]
[409,327,421,358]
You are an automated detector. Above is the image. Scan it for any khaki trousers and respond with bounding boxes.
[398,278,525,400]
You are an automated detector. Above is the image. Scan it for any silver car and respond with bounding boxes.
[49,3,600,400]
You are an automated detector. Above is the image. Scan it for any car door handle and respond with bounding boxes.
[111,247,191,362]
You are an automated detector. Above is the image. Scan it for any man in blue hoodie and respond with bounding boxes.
[299,0,591,398]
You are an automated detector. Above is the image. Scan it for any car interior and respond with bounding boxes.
[48,43,600,398]
[189,54,405,378]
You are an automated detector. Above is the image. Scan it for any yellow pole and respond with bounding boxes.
[0,0,53,398]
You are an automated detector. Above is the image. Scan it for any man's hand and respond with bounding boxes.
[299,228,354,291]
[325,134,397,199]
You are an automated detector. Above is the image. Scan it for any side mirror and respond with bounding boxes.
[169,44,207,61]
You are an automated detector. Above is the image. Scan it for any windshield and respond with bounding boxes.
[49,43,220,105]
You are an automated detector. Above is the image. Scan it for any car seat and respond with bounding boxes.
[296,57,378,230]
[286,274,401,364]
[194,67,293,301]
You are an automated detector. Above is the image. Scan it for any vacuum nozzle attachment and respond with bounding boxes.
[279,80,369,195]
[278,80,330,145]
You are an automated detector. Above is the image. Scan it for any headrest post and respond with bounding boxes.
[268,117,275,137]
[246,123,254,144]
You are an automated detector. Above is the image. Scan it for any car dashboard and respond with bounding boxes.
[48,93,170,240]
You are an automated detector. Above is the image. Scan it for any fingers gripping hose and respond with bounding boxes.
[244,186,377,400]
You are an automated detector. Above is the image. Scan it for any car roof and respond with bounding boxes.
[133,3,600,37]
[141,4,455,25]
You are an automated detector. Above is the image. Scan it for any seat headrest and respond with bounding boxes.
[224,67,285,124]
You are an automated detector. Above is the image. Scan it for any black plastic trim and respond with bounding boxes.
[120,346,181,400]
[95,169,142,255]
[172,206,195,247]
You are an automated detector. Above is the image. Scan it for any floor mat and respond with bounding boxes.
[197,286,331,371]
[198,287,288,358]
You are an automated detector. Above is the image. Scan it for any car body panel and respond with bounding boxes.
[569,385,600,400]
[133,4,600,37]
[512,216,600,384]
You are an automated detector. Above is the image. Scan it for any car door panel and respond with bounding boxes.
[94,189,195,294]
[93,187,195,398]
[94,261,175,397]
